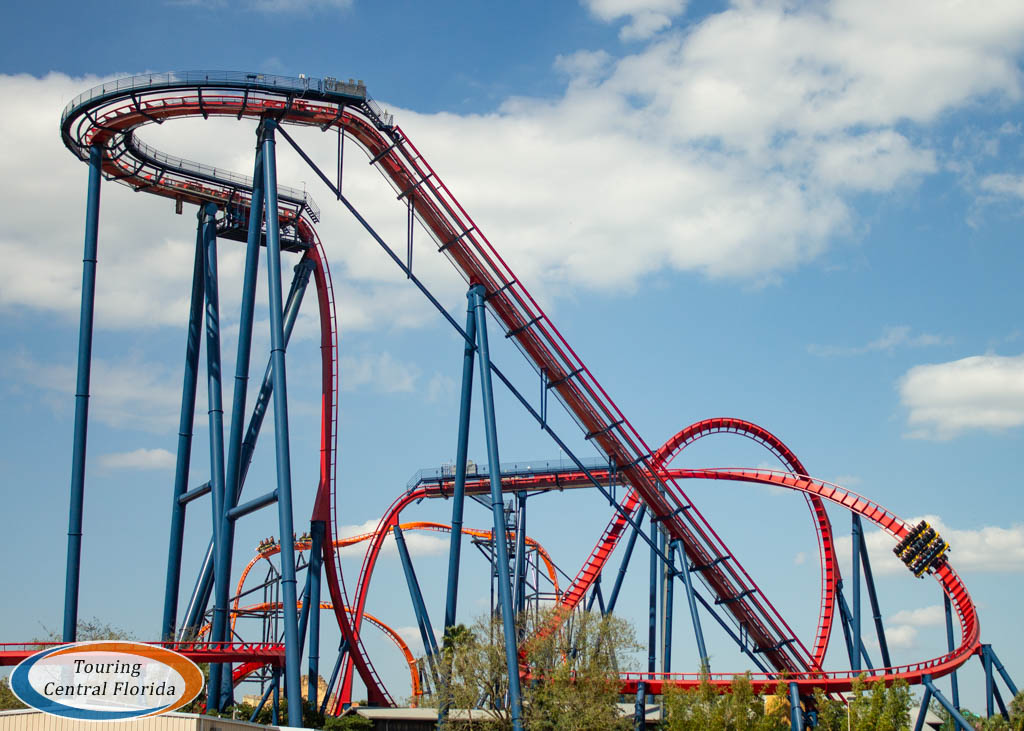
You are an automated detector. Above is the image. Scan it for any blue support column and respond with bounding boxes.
[943,593,960,709]
[198,201,229,712]
[989,645,1018,696]
[663,538,675,673]
[634,681,647,730]
[513,492,527,616]
[469,283,523,731]
[321,639,348,716]
[788,682,804,731]
[443,298,477,633]
[923,675,974,731]
[63,144,103,642]
[648,517,657,675]
[250,667,280,723]
[308,520,325,709]
[854,514,891,669]
[851,515,862,672]
[983,644,995,718]
[180,258,313,637]
[913,682,933,731]
[215,147,266,702]
[394,525,440,676]
[606,505,647,615]
[162,222,205,640]
[671,539,708,669]
[261,117,303,728]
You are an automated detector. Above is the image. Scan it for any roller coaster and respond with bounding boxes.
[2,71,1017,730]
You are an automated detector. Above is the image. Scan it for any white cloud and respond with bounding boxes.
[3,1,1024,335]
[794,551,807,565]
[883,604,945,649]
[836,515,1024,577]
[809,325,951,357]
[340,352,420,393]
[900,354,1024,439]
[9,350,198,433]
[98,448,176,470]
[979,173,1024,200]
[582,0,689,40]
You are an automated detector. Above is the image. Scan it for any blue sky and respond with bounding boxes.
[2,0,1024,715]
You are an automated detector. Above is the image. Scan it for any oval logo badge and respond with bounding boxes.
[10,641,205,721]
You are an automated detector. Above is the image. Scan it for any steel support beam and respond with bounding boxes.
[944,593,960,709]
[851,514,862,673]
[261,118,302,728]
[606,504,647,615]
[64,144,103,642]
[470,283,523,731]
[672,539,708,668]
[199,201,229,712]
[180,257,313,636]
[788,682,804,731]
[662,537,675,673]
[923,675,974,731]
[216,145,266,703]
[394,524,440,678]
[648,517,657,675]
[162,220,205,640]
[443,297,477,633]
[513,492,527,616]
[307,520,325,709]
[854,514,891,669]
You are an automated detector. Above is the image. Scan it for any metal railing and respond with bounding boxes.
[406,455,612,489]
[62,70,368,126]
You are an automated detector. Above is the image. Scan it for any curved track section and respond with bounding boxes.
[651,418,838,670]
[625,466,979,692]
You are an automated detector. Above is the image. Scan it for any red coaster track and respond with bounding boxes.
[51,72,981,705]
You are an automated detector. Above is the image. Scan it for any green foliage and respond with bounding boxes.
[0,676,28,711]
[323,714,374,730]
[429,609,638,730]
[662,670,790,731]
[35,617,136,642]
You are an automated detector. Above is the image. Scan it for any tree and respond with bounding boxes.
[0,677,27,711]
[429,609,639,729]
[35,617,136,642]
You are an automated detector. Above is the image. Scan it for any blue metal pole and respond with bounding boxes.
[988,646,1018,696]
[261,117,303,728]
[180,258,313,637]
[851,515,862,672]
[923,675,974,731]
[788,681,804,731]
[216,146,265,702]
[983,644,995,718]
[854,514,891,669]
[513,492,527,615]
[606,505,647,615]
[162,222,205,641]
[443,298,477,633]
[469,283,523,731]
[63,144,103,643]
[943,593,960,708]
[835,580,857,669]
[648,517,657,675]
[913,683,932,731]
[394,525,440,674]
[634,681,646,730]
[308,520,324,710]
[250,667,279,723]
[663,538,674,673]
[671,539,708,668]
[199,201,229,712]
[320,639,347,716]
